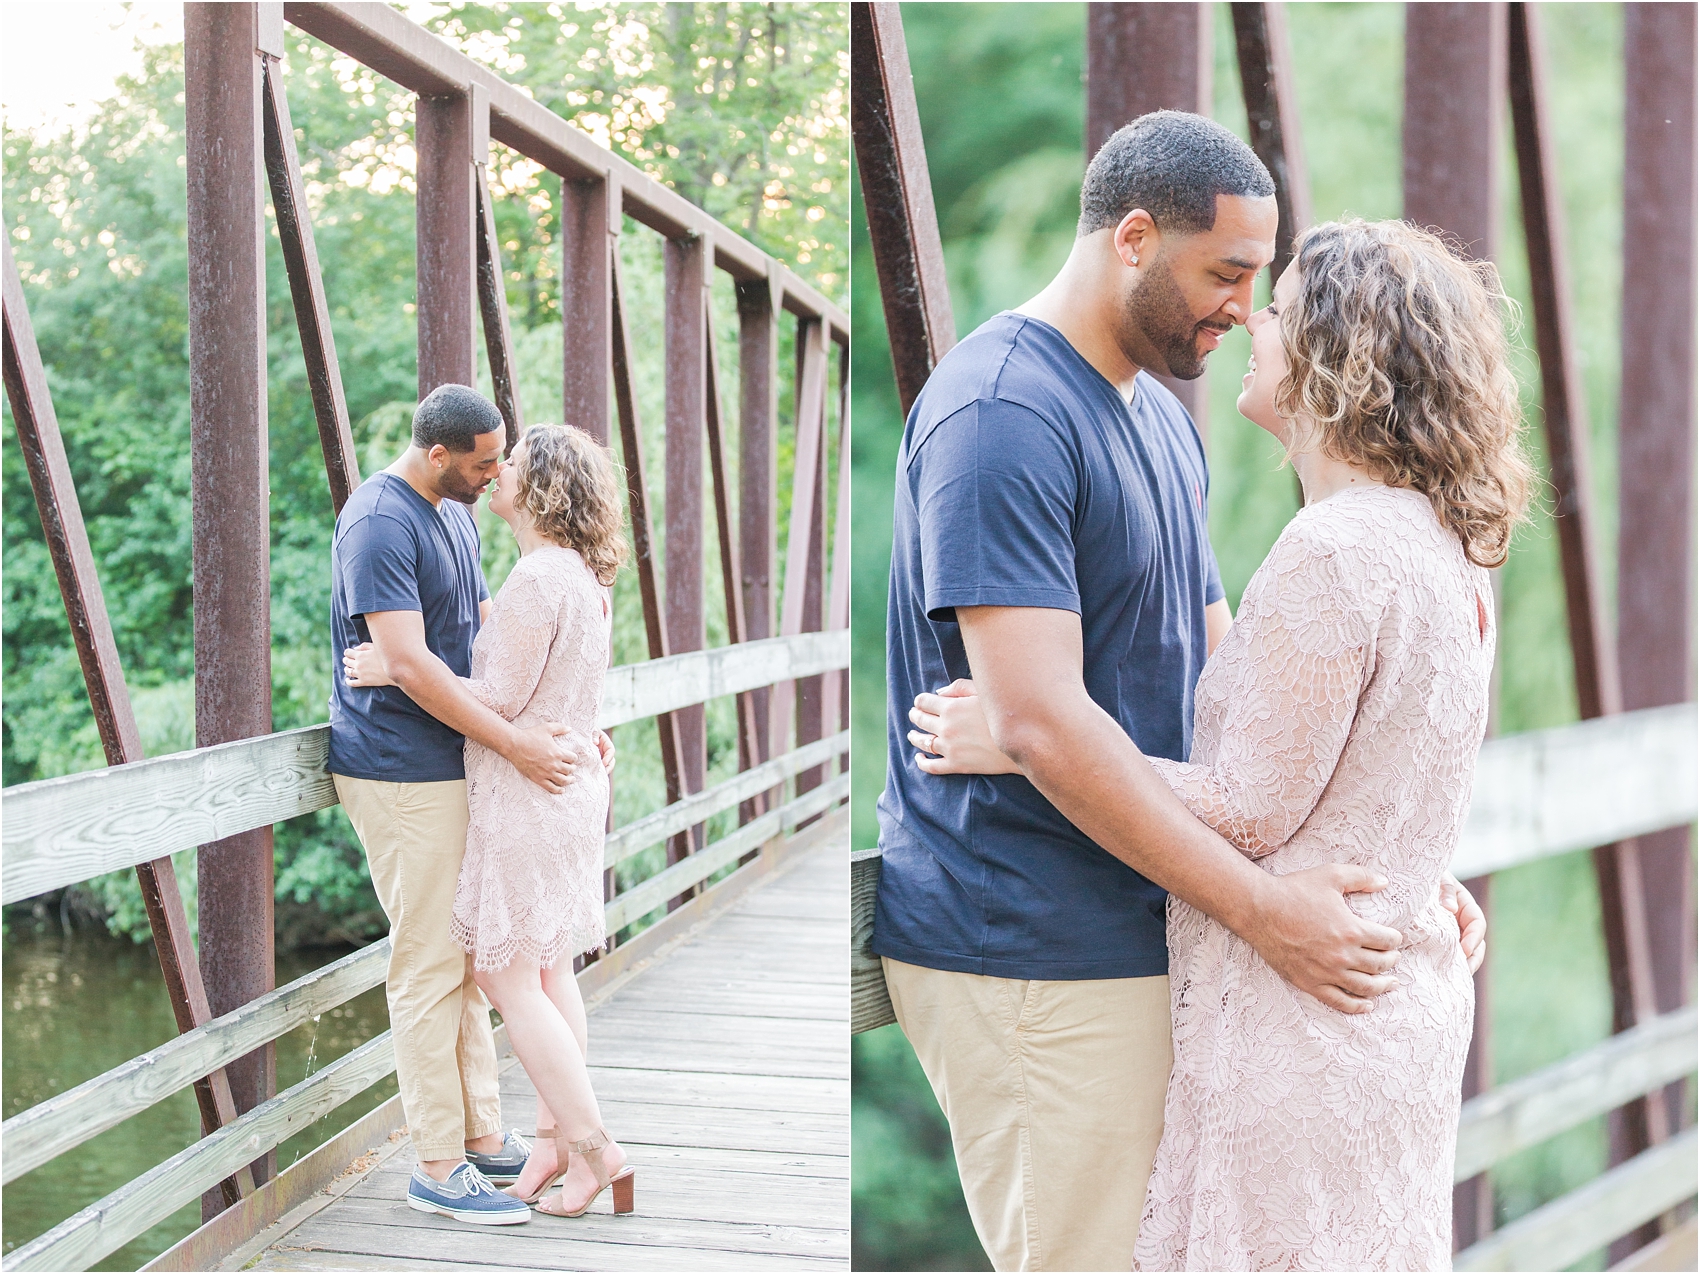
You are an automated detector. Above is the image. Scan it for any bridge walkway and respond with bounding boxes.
[223,834,847,1272]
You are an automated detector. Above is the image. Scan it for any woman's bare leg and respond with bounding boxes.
[477,960,623,1209]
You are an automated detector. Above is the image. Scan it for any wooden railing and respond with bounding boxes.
[0,629,849,1274]
[851,703,1699,1270]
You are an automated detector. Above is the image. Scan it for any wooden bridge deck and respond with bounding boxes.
[224,840,847,1272]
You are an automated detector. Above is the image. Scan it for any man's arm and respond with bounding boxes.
[957,604,1402,1013]
[363,609,579,793]
[1205,598,1231,656]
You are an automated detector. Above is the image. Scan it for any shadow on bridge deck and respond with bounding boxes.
[223,838,848,1272]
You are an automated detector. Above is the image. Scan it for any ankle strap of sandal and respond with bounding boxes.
[564,1129,610,1154]
[531,1127,561,1139]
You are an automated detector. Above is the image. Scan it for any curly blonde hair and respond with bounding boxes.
[512,424,629,585]
[1275,218,1534,567]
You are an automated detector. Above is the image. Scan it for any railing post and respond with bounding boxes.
[784,317,830,794]
[185,0,277,1207]
[1402,2,1505,1249]
[562,175,615,444]
[738,271,782,800]
[1618,0,1697,1178]
[416,89,478,395]
[665,234,709,878]
[1084,1,1212,429]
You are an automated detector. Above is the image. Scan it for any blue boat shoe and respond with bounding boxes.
[464,1129,531,1184]
[406,1163,531,1225]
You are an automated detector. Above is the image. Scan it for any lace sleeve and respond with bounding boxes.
[1149,521,1376,857]
[462,564,558,721]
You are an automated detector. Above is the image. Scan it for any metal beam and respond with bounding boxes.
[609,244,688,890]
[664,235,709,877]
[1230,2,1312,281]
[261,57,359,512]
[474,155,524,451]
[416,89,477,395]
[561,175,614,445]
[1085,2,1212,427]
[1618,0,1698,1166]
[184,0,277,1206]
[737,271,781,821]
[1402,3,1506,1248]
[2,240,253,1211]
[703,300,766,825]
[1507,11,1674,1245]
[280,3,846,337]
[850,2,956,417]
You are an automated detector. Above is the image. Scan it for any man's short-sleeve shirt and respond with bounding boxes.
[873,313,1225,980]
[328,472,489,782]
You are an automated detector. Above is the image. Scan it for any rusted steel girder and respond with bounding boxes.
[780,318,830,799]
[475,152,525,452]
[823,341,852,752]
[1618,0,1697,1172]
[1505,12,1674,1250]
[561,175,616,445]
[184,2,277,1208]
[850,2,955,417]
[1230,2,1311,281]
[703,300,767,822]
[737,271,782,822]
[3,241,255,1211]
[609,245,689,891]
[665,235,710,881]
[1085,2,1213,431]
[417,89,478,395]
[260,53,360,512]
[1402,2,1506,1249]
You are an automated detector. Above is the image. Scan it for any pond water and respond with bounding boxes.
[2,921,397,1272]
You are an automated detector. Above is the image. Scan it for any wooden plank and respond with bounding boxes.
[1454,1005,1698,1181]
[2,941,388,1185]
[1,726,335,905]
[851,849,895,1033]
[1454,1127,1698,1272]
[603,776,848,930]
[1450,703,1697,878]
[1611,1216,1699,1273]
[3,1035,396,1272]
[146,1097,409,1272]
[604,732,846,869]
[275,1195,846,1263]
[2,631,849,904]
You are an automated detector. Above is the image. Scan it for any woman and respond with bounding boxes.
[347,423,634,1220]
[908,219,1529,1269]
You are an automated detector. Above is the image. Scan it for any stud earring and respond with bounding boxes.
[1131,254,1140,265]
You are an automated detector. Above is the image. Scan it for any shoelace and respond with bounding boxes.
[455,1166,500,1198]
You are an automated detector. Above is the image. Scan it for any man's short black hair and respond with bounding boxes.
[412,383,505,452]
[1078,110,1274,238]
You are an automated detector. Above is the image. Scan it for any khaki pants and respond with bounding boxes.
[883,957,1172,1272]
[335,775,502,1161]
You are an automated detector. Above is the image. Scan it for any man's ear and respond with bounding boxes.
[1113,209,1157,269]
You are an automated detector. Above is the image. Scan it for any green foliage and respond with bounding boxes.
[851,4,1644,1270]
[3,6,844,945]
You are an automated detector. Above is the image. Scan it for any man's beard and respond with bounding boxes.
[1123,254,1211,381]
[436,468,485,505]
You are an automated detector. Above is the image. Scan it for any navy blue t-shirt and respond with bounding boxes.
[327,472,489,782]
[873,313,1224,980]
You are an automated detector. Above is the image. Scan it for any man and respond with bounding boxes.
[874,112,1480,1270]
[329,384,598,1225]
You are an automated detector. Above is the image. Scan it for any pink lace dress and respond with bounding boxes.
[451,544,611,973]
[1133,486,1491,1272]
